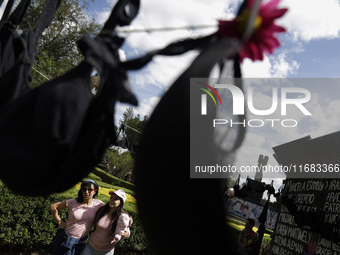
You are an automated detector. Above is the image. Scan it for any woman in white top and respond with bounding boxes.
[81,189,132,255]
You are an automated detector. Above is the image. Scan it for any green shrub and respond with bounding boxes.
[0,186,69,251]
[115,209,154,255]
[86,172,102,182]
[97,164,107,170]
[92,167,134,191]
[260,236,273,255]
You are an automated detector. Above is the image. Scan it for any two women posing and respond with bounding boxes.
[49,180,132,255]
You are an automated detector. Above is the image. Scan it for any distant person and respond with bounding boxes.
[235,218,258,255]
[81,189,132,255]
[49,180,131,255]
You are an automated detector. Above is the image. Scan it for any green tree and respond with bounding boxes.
[104,148,134,181]
[226,173,238,188]
[120,108,148,146]
[19,0,101,87]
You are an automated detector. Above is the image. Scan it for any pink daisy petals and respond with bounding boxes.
[216,0,288,61]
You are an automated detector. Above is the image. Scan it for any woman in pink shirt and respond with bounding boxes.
[81,189,132,255]
[49,180,105,255]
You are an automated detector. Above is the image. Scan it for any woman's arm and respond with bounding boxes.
[115,213,132,240]
[128,215,133,227]
[121,215,133,238]
[50,201,67,228]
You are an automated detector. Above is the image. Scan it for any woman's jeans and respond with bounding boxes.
[81,243,114,255]
[49,228,87,255]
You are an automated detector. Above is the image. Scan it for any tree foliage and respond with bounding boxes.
[18,0,101,87]
[226,173,238,189]
[102,108,148,181]
[103,148,134,181]
[120,108,148,146]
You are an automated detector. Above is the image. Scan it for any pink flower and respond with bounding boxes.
[216,0,288,61]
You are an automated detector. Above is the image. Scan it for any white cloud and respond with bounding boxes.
[278,0,340,42]
[234,132,287,180]
[271,53,300,78]
[242,57,273,78]
[0,0,8,19]
[94,9,112,25]
[135,96,161,117]
[134,72,161,90]
[116,96,161,122]
[299,93,340,138]
[291,41,305,53]
[118,49,126,61]
[133,51,199,90]
[107,0,118,7]
[125,0,233,52]
[242,54,300,78]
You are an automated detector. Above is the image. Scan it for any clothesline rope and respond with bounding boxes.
[109,24,217,34]
[119,120,142,134]
[32,66,50,81]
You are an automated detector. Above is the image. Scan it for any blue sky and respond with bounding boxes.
[2,0,340,198]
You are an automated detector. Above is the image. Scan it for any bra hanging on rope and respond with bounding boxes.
[0,0,140,196]
[0,0,61,111]
[114,124,139,155]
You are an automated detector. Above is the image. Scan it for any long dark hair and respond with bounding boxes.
[76,180,99,203]
[94,197,127,236]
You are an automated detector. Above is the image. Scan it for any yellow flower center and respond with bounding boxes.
[237,10,262,34]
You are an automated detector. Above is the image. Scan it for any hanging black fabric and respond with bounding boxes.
[0,0,140,196]
[134,38,241,255]
[0,0,61,111]
[0,0,32,110]
[113,124,139,155]
[114,124,131,150]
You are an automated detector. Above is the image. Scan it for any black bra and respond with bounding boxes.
[0,0,139,195]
